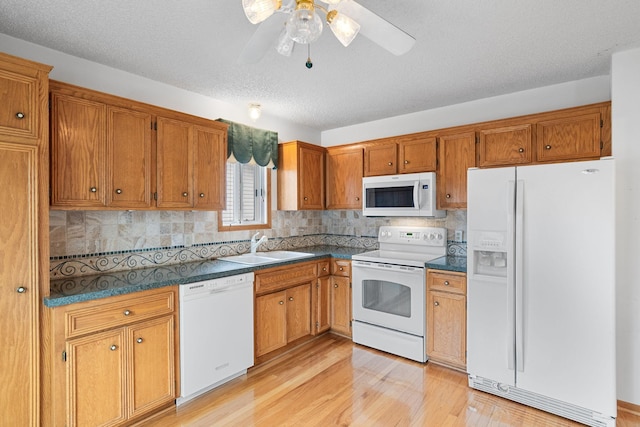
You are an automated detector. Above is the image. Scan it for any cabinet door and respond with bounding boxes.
[0,67,38,139]
[536,112,601,162]
[0,143,38,427]
[326,146,363,209]
[255,291,287,357]
[50,93,106,207]
[67,329,127,427]
[156,117,193,208]
[330,276,352,337]
[106,106,153,208]
[128,316,175,419]
[286,283,312,341]
[364,141,397,176]
[437,132,476,210]
[427,290,466,369]
[478,124,532,167]
[398,135,437,173]
[299,145,325,209]
[315,277,332,335]
[193,125,226,210]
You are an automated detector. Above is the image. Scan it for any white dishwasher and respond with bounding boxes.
[177,272,254,405]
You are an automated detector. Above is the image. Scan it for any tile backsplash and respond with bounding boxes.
[50,209,467,277]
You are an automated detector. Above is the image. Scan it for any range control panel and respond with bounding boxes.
[378,226,447,248]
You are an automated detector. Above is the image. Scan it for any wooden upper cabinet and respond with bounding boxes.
[193,125,226,210]
[156,117,194,209]
[0,65,41,140]
[536,112,601,162]
[437,132,476,210]
[106,106,153,208]
[364,140,397,176]
[398,134,437,173]
[50,92,106,208]
[325,145,363,210]
[278,140,325,210]
[477,124,532,167]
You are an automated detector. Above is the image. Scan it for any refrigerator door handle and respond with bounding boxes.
[506,180,516,371]
[515,179,525,372]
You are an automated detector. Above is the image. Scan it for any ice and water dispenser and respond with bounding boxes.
[471,231,508,277]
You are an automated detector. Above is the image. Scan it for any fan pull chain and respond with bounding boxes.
[305,44,313,69]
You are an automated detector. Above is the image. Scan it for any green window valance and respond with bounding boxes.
[217,119,278,169]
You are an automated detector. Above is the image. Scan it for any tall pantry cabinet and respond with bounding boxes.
[0,52,51,426]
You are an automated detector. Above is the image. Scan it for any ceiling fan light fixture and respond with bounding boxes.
[326,10,360,47]
[286,1,323,44]
[242,0,282,24]
[323,0,342,4]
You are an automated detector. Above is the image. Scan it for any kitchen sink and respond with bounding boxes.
[219,251,314,266]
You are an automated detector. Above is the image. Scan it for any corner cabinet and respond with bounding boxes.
[325,145,363,209]
[278,140,325,210]
[49,287,178,427]
[0,52,51,427]
[49,81,227,210]
[426,270,467,371]
[437,132,476,210]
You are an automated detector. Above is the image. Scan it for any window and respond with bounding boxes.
[219,162,271,230]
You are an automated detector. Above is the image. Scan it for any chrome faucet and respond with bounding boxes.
[250,232,268,254]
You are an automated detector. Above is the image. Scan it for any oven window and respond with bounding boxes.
[361,279,411,317]
[365,185,415,208]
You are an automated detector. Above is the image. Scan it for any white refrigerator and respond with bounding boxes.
[466,159,616,427]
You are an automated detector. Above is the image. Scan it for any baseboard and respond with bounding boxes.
[618,400,640,417]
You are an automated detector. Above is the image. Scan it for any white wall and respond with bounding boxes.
[0,34,321,144]
[321,76,611,146]
[612,47,640,407]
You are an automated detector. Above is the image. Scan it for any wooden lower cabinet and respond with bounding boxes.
[315,274,332,335]
[426,270,467,371]
[50,287,178,427]
[330,276,352,337]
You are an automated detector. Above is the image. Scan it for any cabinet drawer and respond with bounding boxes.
[331,259,351,277]
[63,290,176,338]
[317,260,330,277]
[427,271,466,295]
[255,262,317,295]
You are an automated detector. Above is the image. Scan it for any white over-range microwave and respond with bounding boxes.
[362,172,445,217]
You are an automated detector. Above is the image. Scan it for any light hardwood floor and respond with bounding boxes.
[142,334,640,427]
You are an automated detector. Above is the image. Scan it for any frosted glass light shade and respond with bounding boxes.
[276,27,295,56]
[248,103,262,121]
[328,12,360,46]
[286,8,323,44]
[243,0,279,24]
[323,0,342,4]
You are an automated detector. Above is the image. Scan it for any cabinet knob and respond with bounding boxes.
[334,284,339,288]
[90,187,97,193]
[387,162,393,166]
[434,301,440,307]
[199,193,205,198]
[16,286,27,293]
[279,301,284,305]
[339,267,344,271]
[304,197,308,201]
[115,188,122,194]
[355,197,360,201]
[16,112,25,119]
[136,338,143,344]
[518,148,524,153]
[445,194,451,199]
[123,310,131,316]
[404,160,409,164]
[288,297,294,301]
[182,192,188,197]
[110,345,118,351]
[444,281,450,286]
[545,145,552,150]
[322,267,327,271]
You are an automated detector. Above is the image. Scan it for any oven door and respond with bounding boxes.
[352,260,426,336]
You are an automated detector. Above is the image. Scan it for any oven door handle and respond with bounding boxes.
[353,261,424,275]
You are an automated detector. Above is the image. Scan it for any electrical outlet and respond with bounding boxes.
[454,230,463,242]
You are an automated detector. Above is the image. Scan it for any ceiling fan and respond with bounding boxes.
[239,0,416,66]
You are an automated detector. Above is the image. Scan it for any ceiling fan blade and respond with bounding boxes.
[238,13,288,64]
[335,0,416,56]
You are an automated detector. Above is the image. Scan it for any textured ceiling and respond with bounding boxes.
[1,1,640,131]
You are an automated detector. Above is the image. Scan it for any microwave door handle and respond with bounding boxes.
[414,181,420,210]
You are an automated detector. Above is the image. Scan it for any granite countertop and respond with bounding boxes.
[425,256,468,273]
[45,245,370,308]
